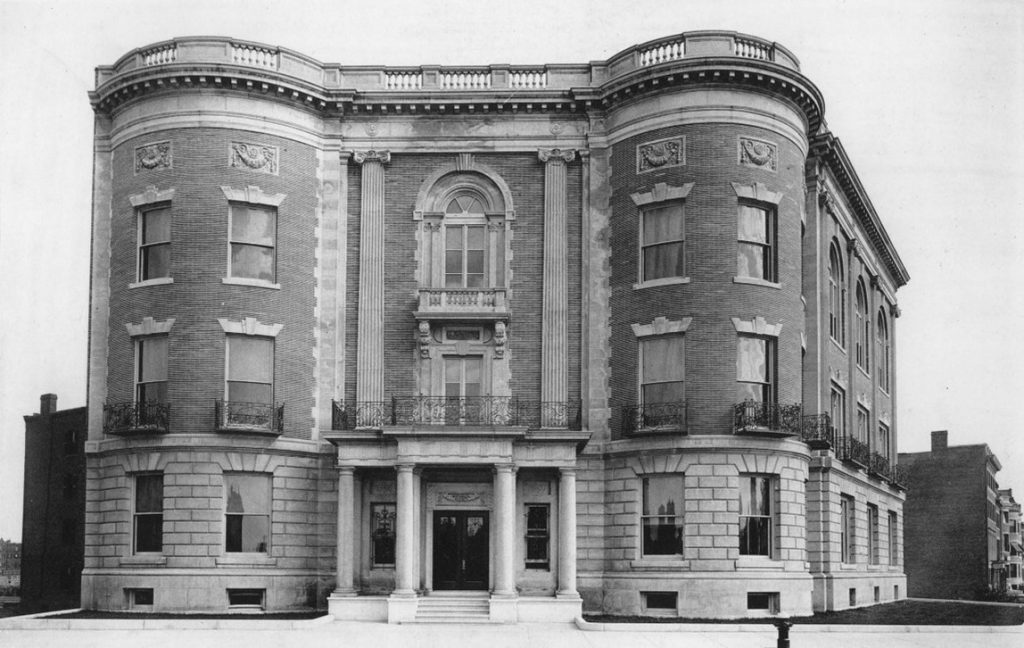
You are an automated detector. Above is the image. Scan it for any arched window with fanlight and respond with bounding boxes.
[855,279,869,371]
[876,308,891,392]
[828,242,846,347]
[443,193,490,289]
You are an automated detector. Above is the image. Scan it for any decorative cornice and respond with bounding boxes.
[125,316,175,337]
[218,317,283,337]
[730,181,783,205]
[630,182,694,206]
[128,185,175,207]
[731,316,782,337]
[220,185,286,206]
[353,150,391,165]
[631,316,692,338]
[538,148,576,164]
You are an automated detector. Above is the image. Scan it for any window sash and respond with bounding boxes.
[888,512,898,566]
[136,336,168,403]
[831,387,846,438]
[641,204,685,281]
[868,505,880,564]
[227,336,273,404]
[737,336,773,403]
[525,504,550,568]
[737,205,773,280]
[229,206,276,281]
[856,408,869,443]
[739,476,773,557]
[224,474,271,553]
[641,476,684,556]
[841,496,855,563]
[134,474,163,553]
[371,503,396,565]
[445,224,486,288]
[444,356,483,398]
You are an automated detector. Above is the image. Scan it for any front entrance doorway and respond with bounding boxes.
[432,510,489,590]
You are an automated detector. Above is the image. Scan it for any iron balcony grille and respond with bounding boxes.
[331,397,581,430]
[868,452,892,479]
[800,413,834,447]
[103,401,170,435]
[617,402,687,437]
[215,400,283,434]
[733,401,803,435]
[837,435,871,467]
[890,464,909,489]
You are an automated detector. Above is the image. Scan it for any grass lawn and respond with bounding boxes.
[584,600,1024,626]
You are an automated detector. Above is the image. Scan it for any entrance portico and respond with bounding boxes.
[325,424,586,623]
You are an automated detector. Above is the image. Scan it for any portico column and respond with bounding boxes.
[334,466,357,595]
[354,150,390,410]
[539,148,576,425]
[394,463,416,596]
[557,467,579,598]
[493,463,517,597]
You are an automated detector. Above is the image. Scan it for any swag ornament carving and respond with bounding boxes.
[230,142,279,174]
[637,137,683,173]
[739,137,778,171]
[418,321,432,359]
[135,141,172,173]
[493,321,507,359]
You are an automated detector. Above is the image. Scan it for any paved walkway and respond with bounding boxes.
[0,619,1021,648]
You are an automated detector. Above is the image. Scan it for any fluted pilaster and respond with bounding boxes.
[557,467,579,598]
[355,150,390,405]
[334,466,356,595]
[539,148,576,410]
[493,463,517,597]
[394,463,415,596]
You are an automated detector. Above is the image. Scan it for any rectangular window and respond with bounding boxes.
[841,494,855,563]
[127,588,154,609]
[229,204,277,282]
[371,503,396,566]
[640,335,685,404]
[225,473,271,553]
[226,335,274,405]
[878,422,891,462]
[868,504,880,565]
[444,355,483,399]
[642,591,678,611]
[63,429,80,456]
[737,336,775,403]
[641,203,685,281]
[138,206,171,281]
[135,335,168,404]
[888,511,898,566]
[747,592,780,612]
[739,475,774,557]
[737,204,775,282]
[830,385,846,440]
[445,224,486,288]
[227,589,265,609]
[1005,533,1011,553]
[641,475,684,556]
[525,504,550,570]
[134,474,163,553]
[856,406,869,444]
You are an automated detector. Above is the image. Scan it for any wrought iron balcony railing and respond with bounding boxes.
[837,435,871,467]
[733,401,803,435]
[799,413,834,447]
[890,464,909,489]
[103,401,170,435]
[868,452,892,479]
[617,402,687,437]
[331,397,581,430]
[215,400,283,434]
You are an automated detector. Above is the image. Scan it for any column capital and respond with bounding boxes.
[338,465,356,475]
[538,148,576,164]
[559,467,577,478]
[493,463,517,474]
[353,149,391,165]
[395,463,415,473]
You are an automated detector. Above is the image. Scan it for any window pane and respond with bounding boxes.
[740,517,771,555]
[753,477,770,515]
[643,205,684,245]
[527,506,548,531]
[135,515,162,552]
[466,249,485,276]
[738,206,767,243]
[737,337,767,382]
[644,242,684,280]
[526,537,548,561]
[230,244,274,281]
[642,381,685,405]
[642,519,682,555]
[232,207,275,246]
[139,337,168,382]
[737,381,765,403]
[226,515,269,552]
[642,476,682,516]
[142,244,170,279]
[642,336,684,382]
[446,226,463,250]
[225,474,271,513]
[467,225,485,249]
[136,475,163,512]
[142,208,171,244]
[737,243,765,279]
[228,381,272,405]
[228,337,273,382]
[464,357,482,386]
[137,381,168,404]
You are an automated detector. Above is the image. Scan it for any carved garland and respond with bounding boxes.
[230,142,279,175]
[135,141,172,173]
[637,137,684,173]
[739,137,778,172]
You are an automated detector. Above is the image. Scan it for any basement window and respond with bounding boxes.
[747,592,779,614]
[641,591,677,615]
[849,588,857,606]
[127,588,154,610]
[227,588,266,609]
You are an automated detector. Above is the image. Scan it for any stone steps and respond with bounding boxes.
[410,595,492,624]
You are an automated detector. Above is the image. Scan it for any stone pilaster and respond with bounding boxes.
[557,467,579,598]
[334,466,356,595]
[493,464,517,597]
[354,150,390,406]
[393,463,415,596]
[539,148,576,413]
[87,123,113,440]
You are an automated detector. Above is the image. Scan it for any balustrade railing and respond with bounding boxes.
[638,37,685,66]
[103,401,170,435]
[141,43,177,67]
[439,70,491,90]
[232,43,278,69]
[216,400,283,433]
[618,402,687,436]
[509,69,547,89]
[384,70,423,90]
[734,37,773,61]
[331,397,580,430]
[734,401,803,435]
[417,288,507,313]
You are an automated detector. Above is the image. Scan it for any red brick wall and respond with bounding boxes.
[608,124,805,436]
[107,128,318,438]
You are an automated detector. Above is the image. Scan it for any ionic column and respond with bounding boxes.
[394,463,416,596]
[334,466,356,596]
[354,150,390,407]
[557,467,579,598]
[493,463,517,597]
[539,149,576,419]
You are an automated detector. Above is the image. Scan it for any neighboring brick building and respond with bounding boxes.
[0,538,21,588]
[899,430,1006,598]
[80,31,908,621]
[20,394,87,610]
[998,489,1022,592]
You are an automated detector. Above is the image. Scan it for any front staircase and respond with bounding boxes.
[410,593,492,623]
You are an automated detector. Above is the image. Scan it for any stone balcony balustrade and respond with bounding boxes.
[414,288,509,322]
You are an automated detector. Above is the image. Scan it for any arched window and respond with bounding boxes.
[855,280,869,371]
[828,243,846,347]
[443,193,488,288]
[876,309,891,392]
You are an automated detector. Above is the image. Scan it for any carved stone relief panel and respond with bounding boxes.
[230,141,279,175]
[637,136,684,173]
[739,136,777,172]
[135,141,172,173]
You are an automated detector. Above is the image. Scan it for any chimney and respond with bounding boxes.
[931,430,948,452]
[40,393,57,416]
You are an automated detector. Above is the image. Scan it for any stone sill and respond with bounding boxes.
[119,555,168,567]
[129,277,173,289]
[215,555,278,567]
[632,276,690,290]
[222,277,281,290]
[629,559,690,571]
[732,276,781,289]
[735,556,784,570]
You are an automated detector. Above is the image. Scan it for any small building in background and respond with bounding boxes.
[899,430,1006,598]
[998,489,1022,592]
[20,394,87,611]
[0,538,21,589]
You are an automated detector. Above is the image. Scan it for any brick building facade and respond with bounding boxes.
[81,31,909,621]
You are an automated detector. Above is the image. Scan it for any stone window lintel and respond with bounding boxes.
[632,316,693,338]
[129,186,176,208]
[126,317,176,337]
[220,185,286,207]
[731,316,782,337]
[631,182,695,207]
[730,182,783,205]
[218,317,283,337]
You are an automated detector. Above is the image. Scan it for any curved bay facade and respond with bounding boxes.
[84,32,910,621]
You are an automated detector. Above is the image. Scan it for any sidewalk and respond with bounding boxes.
[0,617,1021,648]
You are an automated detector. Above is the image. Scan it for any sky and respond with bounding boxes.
[0,0,1022,540]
